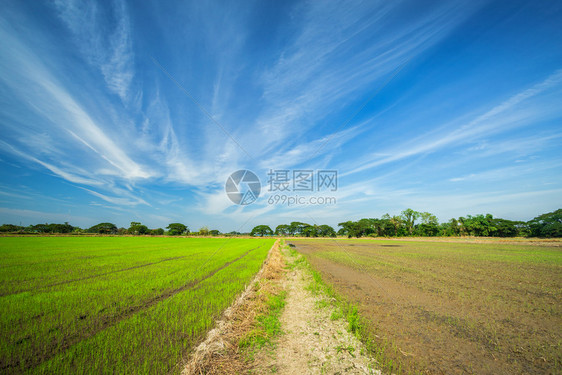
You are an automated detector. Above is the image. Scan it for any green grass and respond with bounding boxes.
[0,236,275,374]
[239,290,287,351]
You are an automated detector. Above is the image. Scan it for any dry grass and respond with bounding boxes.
[181,240,286,375]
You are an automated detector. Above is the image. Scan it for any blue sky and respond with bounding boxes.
[1,0,561,232]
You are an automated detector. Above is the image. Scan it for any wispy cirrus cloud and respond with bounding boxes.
[0,13,153,212]
[459,133,562,159]
[80,187,149,207]
[247,0,484,158]
[258,124,365,170]
[342,69,562,177]
[0,20,150,180]
[54,0,135,102]
[449,161,562,183]
[0,140,103,187]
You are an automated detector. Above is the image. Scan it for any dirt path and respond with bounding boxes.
[258,248,380,375]
[182,243,381,374]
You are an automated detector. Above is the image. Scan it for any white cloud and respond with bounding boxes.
[248,0,483,158]
[343,69,562,176]
[80,187,149,207]
[258,124,364,170]
[448,160,562,183]
[54,0,135,102]
[0,19,151,185]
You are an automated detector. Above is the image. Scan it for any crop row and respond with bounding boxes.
[0,237,274,373]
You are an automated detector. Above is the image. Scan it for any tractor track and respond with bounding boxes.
[0,256,188,297]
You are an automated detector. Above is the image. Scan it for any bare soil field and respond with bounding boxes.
[289,238,562,374]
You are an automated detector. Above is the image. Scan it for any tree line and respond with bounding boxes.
[251,222,337,237]
[249,208,562,238]
[0,222,224,236]
[1,208,560,238]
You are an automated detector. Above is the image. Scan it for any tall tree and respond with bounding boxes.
[302,224,318,237]
[251,225,273,236]
[458,214,497,236]
[449,218,461,236]
[317,224,336,237]
[128,222,149,235]
[337,221,358,238]
[0,224,24,232]
[289,222,310,236]
[275,224,291,236]
[390,215,405,236]
[492,218,519,237]
[401,209,420,235]
[527,209,562,237]
[167,223,188,236]
[87,223,118,234]
[415,212,439,236]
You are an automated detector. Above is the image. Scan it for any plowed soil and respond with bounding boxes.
[290,239,562,375]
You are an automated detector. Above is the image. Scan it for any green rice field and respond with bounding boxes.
[0,236,274,374]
